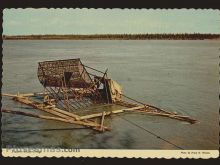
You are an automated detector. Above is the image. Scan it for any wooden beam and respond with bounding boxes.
[1,108,109,131]
[52,107,80,120]
[2,92,47,97]
[15,96,81,120]
[141,111,197,124]
[99,111,106,131]
[80,106,145,120]
[2,93,18,97]
[11,96,111,131]
[83,65,105,74]
[13,96,76,120]
[4,92,197,127]
[2,108,76,123]
[121,95,177,115]
[103,69,110,104]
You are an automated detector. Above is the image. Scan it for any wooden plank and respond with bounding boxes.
[80,106,145,120]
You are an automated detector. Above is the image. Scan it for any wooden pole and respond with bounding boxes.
[83,65,106,74]
[121,94,176,115]
[100,111,106,131]
[2,108,74,122]
[10,95,111,130]
[103,69,110,104]
[1,108,110,131]
[13,96,77,120]
[80,106,144,120]
[14,95,73,119]
[141,111,197,124]
[3,92,197,125]
[2,92,48,97]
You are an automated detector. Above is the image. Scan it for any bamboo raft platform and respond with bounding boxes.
[2,58,197,132]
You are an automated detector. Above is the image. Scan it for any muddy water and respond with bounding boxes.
[2,40,219,149]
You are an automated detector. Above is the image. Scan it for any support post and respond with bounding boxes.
[100,111,106,131]
[103,69,110,104]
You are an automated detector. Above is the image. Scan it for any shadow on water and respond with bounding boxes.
[119,131,135,148]
[4,127,89,133]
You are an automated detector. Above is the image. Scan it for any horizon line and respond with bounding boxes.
[3,33,220,36]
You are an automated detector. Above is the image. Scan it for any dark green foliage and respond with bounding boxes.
[3,33,220,40]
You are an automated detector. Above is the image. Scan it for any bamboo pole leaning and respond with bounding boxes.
[115,99,197,124]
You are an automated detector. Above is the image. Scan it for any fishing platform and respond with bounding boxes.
[2,58,197,132]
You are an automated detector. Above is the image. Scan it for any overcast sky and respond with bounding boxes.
[3,9,220,35]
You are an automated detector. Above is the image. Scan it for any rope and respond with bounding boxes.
[119,116,184,150]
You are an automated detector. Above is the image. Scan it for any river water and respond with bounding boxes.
[2,40,219,149]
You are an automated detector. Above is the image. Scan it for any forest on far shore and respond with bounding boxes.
[3,34,220,40]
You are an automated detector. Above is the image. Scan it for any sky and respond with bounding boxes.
[3,9,220,35]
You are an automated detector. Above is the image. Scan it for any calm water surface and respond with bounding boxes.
[2,40,219,149]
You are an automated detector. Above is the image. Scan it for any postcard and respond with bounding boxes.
[1,8,220,158]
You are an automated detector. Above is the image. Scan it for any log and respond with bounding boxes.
[13,96,80,120]
[2,108,74,122]
[1,108,109,131]
[2,93,18,97]
[80,106,144,120]
[120,95,177,115]
[134,110,197,124]
[4,92,197,128]
[13,96,76,120]
[115,100,197,124]
[12,96,111,129]
[2,92,47,97]
[51,107,80,120]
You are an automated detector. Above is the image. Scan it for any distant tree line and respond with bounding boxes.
[2,34,220,40]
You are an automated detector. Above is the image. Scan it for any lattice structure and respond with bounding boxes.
[38,59,92,88]
[37,58,121,112]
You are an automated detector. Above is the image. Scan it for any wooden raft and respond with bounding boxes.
[1,59,197,132]
[2,93,110,132]
[2,92,197,132]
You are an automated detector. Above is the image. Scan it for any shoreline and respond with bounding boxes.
[3,39,220,41]
[3,34,220,40]
[3,38,220,41]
